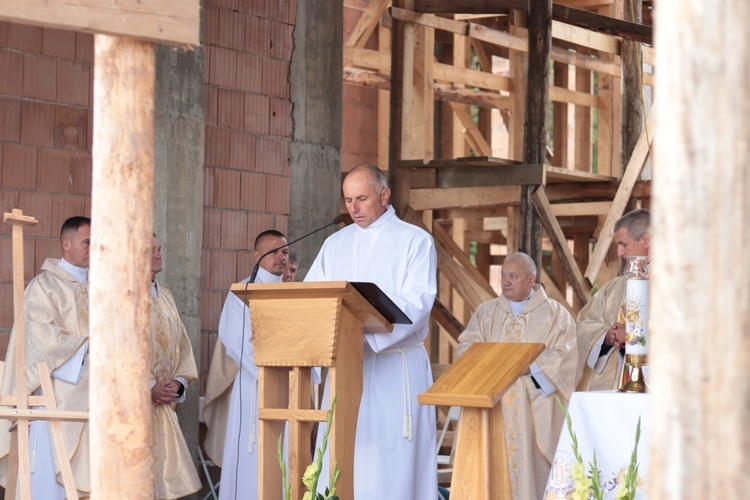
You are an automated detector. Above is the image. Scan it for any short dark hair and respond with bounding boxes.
[614,209,650,240]
[287,248,300,265]
[60,216,91,239]
[254,230,286,250]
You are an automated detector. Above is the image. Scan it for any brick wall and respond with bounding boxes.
[199,0,297,393]
[0,21,93,356]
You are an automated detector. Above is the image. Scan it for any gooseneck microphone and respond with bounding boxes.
[248,214,345,283]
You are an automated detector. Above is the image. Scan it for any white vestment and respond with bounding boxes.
[217,267,281,500]
[305,205,438,500]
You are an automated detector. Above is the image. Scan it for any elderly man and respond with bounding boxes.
[576,209,650,391]
[149,235,201,499]
[282,248,300,282]
[457,252,578,500]
[306,164,437,500]
[203,230,289,500]
[0,216,92,498]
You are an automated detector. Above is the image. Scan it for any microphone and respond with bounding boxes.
[248,214,345,283]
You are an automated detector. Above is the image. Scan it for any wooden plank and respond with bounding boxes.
[540,268,573,314]
[343,46,390,72]
[432,298,465,343]
[434,83,510,109]
[377,22,391,170]
[552,61,568,168]
[434,62,513,92]
[414,0,528,13]
[343,67,391,90]
[0,0,199,46]
[0,409,89,421]
[549,201,612,216]
[258,409,328,422]
[584,109,655,283]
[347,0,391,48]
[390,6,468,35]
[574,66,592,171]
[468,22,527,51]
[431,221,497,299]
[287,368,312,500]
[552,4,652,45]
[448,102,492,156]
[549,84,599,107]
[411,186,523,210]
[434,164,545,188]
[551,19,619,54]
[532,187,591,305]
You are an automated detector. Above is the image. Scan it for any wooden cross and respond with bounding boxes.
[0,0,199,495]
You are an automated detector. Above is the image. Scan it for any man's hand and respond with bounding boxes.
[604,322,627,350]
[151,380,180,405]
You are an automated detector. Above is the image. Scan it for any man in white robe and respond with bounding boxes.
[576,209,650,391]
[149,236,201,499]
[457,252,578,500]
[305,164,438,500]
[203,230,289,500]
[0,216,92,498]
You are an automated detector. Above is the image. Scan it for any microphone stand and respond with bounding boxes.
[248,214,344,283]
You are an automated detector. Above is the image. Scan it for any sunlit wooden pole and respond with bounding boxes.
[90,35,155,498]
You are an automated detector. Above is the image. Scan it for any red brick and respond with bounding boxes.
[0,22,8,47]
[245,16,270,58]
[239,171,266,211]
[204,126,231,167]
[205,86,218,126]
[287,0,297,25]
[255,135,288,175]
[236,250,254,280]
[200,289,224,332]
[207,249,237,290]
[2,143,36,189]
[86,105,93,150]
[203,167,215,205]
[34,238,60,274]
[261,58,290,98]
[0,189,20,236]
[50,195,88,239]
[218,8,245,51]
[243,0,265,17]
[268,97,292,137]
[243,93,269,134]
[204,5,221,47]
[213,168,241,208]
[68,152,92,195]
[217,89,244,130]
[342,152,377,171]
[274,214,288,236]
[229,130,257,170]
[75,33,94,64]
[264,0,289,22]
[0,284,12,332]
[18,190,52,239]
[20,100,55,146]
[202,207,222,250]
[42,28,76,60]
[206,46,236,88]
[344,104,378,133]
[56,60,90,107]
[246,212,274,243]
[37,148,71,193]
[344,6,364,33]
[200,249,211,289]
[343,83,378,107]
[54,105,88,150]
[7,23,42,54]
[266,175,290,214]
[23,54,56,101]
[269,21,293,61]
[220,210,248,250]
[0,97,21,142]
[209,0,239,11]
[235,52,262,93]
[0,50,24,97]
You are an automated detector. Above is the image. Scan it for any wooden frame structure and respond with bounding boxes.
[342,0,654,365]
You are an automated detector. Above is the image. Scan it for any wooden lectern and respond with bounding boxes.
[418,342,545,500]
[231,281,394,500]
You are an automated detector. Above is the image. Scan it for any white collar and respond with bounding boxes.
[256,266,283,283]
[354,205,394,232]
[58,258,88,284]
[508,288,535,314]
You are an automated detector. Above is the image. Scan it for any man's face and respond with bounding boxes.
[501,258,536,302]
[62,224,91,268]
[254,235,289,276]
[343,171,390,228]
[282,262,298,282]
[614,227,650,259]
[151,237,163,277]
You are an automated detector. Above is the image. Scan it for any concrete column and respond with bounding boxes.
[289,0,343,277]
[153,42,205,464]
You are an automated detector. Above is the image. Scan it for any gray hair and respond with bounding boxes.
[347,164,389,195]
[614,209,650,240]
[504,252,537,276]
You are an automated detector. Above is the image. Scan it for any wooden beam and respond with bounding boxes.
[414,0,528,13]
[343,46,391,72]
[532,188,591,305]
[433,163,545,188]
[551,20,620,54]
[584,108,655,283]
[539,268,573,315]
[411,186,522,210]
[432,298,467,343]
[434,62,513,92]
[552,4,652,45]
[447,102,493,156]
[0,0,199,46]
[347,0,391,48]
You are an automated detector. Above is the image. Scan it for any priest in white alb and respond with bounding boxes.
[0,216,92,498]
[202,230,289,500]
[305,164,438,500]
[457,252,578,500]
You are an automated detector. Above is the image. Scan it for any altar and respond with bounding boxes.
[544,391,649,499]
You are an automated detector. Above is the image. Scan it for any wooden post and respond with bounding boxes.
[650,0,750,497]
[620,0,643,176]
[89,35,155,498]
[518,0,551,270]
